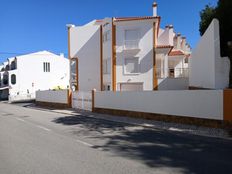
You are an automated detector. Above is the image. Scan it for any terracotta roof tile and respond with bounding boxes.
[114,16,160,22]
[96,19,103,22]
[169,50,185,56]
[95,16,160,23]
[157,45,173,48]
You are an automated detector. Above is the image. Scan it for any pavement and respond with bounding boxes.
[1,102,232,174]
[22,102,231,139]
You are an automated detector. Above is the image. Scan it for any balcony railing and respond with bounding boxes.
[156,68,189,79]
[124,40,139,50]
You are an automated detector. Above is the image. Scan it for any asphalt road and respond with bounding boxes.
[0,102,232,174]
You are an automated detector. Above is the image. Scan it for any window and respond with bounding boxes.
[43,62,50,72]
[70,58,78,91]
[5,65,9,71]
[124,58,139,74]
[71,59,77,82]
[3,74,8,85]
[103,30,110,43]
[11,60,17,70]
[103,31,110,42]
[104,84,111,91]
[103,58,111,74]
[11,74,16,85]
[169,68,175,78]
[125,29,139,40]
[124,29,139,49]
[47,62,50,72]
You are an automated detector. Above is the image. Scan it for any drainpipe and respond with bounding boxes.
[66,24,75,107]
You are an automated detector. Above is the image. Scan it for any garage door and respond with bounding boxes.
[120,83,143,91]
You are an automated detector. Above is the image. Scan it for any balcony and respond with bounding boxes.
[124,40,140,50]
[156,68,189,79]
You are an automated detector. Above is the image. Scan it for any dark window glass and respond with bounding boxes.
[11,74,16,85]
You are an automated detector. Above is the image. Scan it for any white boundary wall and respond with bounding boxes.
[95,90,223,120]
[189,19,230,89]
[36,90,68,104]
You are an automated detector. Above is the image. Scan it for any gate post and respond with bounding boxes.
[224,89,232,122]
[67,89,72,108]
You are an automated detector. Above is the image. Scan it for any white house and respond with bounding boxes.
[68,1,191,92]
[0,51,69,102]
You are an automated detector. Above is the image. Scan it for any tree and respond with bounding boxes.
[199,0,232,88]
[199,5,216,36]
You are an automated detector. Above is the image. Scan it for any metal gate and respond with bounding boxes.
[72,91,92,111]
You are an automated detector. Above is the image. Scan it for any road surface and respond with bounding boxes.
[0,102,232,174]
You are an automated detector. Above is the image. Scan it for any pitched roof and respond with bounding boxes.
[114,16,160,22]
[169,50,185,56]
[96,19,103,23]
[95,16,160,23]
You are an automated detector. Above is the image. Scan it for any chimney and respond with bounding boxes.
[152,2,157,17]
[66,24,75,29]
[181,36,186,51]
[186,44,191,53]
[173,35,178,49]
[177,33,181,49]
[168,25,174,46]
[164,25,174,46]
[60,53,64,58]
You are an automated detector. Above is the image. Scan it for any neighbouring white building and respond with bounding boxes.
[189,19,230,89]
[0,51,69,102]
[68,1,191,92]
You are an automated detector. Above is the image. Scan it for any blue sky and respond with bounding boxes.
[0,0,217,62]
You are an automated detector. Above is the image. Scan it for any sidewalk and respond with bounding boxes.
[23,103,232,139]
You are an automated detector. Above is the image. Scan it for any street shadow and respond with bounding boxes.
[53,115,232,174]
[53,115,127,134]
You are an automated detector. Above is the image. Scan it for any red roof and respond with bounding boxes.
[96,19,103,22]
[157,45,173,49]
[95,16,160,23]
[169,50,185,56]
[114,16,160,22]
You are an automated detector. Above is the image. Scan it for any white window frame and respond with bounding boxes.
[124,29,140,50]
[11,74,16,85]
[103,58,111,74]
[103,30,110,43]
[124,57,140,75]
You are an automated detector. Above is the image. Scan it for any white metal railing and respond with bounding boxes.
[124,40,139,50]
[156,68,189,79]
[0,82,9,89]
[72,91,92,111]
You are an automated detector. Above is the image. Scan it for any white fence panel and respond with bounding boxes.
[72,91,92,111]
[9,93,35,102]
[95,90,224,120]
[36,90,68,104]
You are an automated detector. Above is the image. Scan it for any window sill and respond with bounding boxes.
[124,72,140,76]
